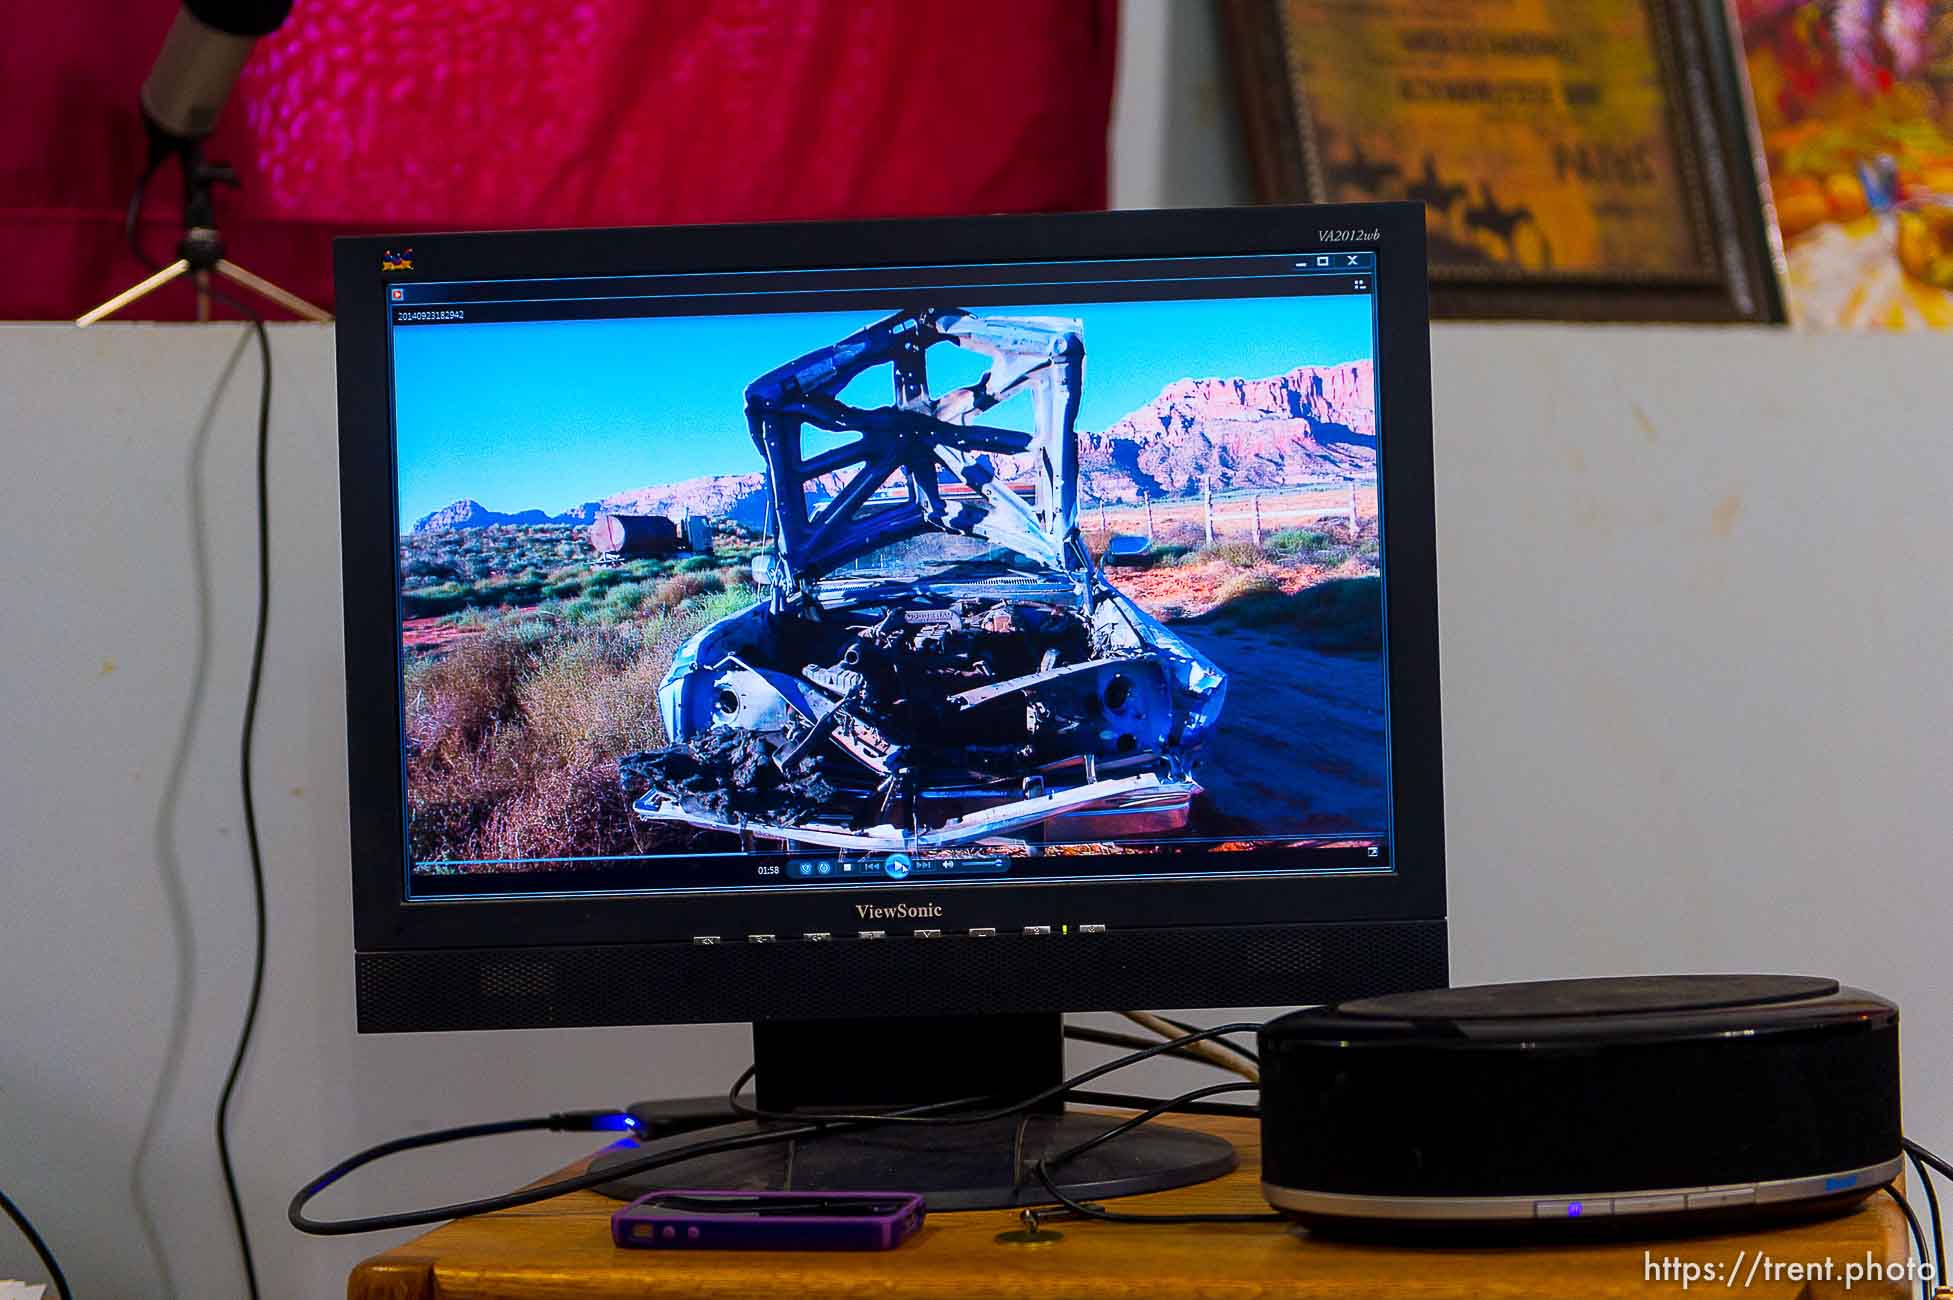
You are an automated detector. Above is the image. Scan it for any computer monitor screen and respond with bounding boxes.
[389,251,1391,899]
[339,207,1443,1032]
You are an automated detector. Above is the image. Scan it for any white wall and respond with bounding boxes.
[1111,0,1253,210]
[4,321,1950,1296]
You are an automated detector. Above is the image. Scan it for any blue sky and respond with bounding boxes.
[393,294,1375,525]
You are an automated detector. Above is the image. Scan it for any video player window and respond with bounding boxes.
[388,254,1392,897]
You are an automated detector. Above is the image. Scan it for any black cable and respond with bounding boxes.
[0,1184,71,1300]
[1033,1081,1285,1225]
[1068,1089,1259,1118]
[205,310,273,1300]
[1907,1137,1953,1186]
[1882,1183,1932,1300]
[296,1110,866,1236]
[125,157,162,272]
[129,157,275,1295]
[726,1021,1266,1127]
[1905,1146,1945,1294]
[1157,1016,1260,1065]
[1051,1082,1259,1168]
[293,1023,1268,1236]
[1064,1023,1242,1069]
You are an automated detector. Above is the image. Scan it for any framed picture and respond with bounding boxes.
[1730,0,1953,330]
[1222,0,1787,321]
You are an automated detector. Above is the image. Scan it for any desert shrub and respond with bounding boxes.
[401,582,473,618]
[1205,540,1266,569]
[541,579,585,600]
[401,572,771,867]
[677,554,719,573]
[686,586,762,626]
[1288,576,1382,651]
[405,752,516,864]
[603,581,649,612]
[1212,571,1283,608]
[403,625,539,755]
[1265,527,1356,567]
[651,571,722,611]
[519,631,669,766]
[1146,542,1196,566]
[476,758,642,863]
[1264,528,1330,557]
[1157,520,1204,546]
[485,576,546,607]
[1199,575,1382,653]
[401,554,461,584]
[716,564,756,590]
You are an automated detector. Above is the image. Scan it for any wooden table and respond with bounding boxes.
[349,1113,1916,1299]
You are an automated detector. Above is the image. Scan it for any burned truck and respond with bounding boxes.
[618,307,1226,852]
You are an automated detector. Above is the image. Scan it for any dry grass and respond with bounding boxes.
[403,585,759,866]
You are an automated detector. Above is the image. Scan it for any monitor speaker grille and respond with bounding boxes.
[354,920,1447,1032]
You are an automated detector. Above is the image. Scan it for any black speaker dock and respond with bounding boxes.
[1259,975,1901,1232]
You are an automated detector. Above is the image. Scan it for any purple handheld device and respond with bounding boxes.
[612,1189,926,1251]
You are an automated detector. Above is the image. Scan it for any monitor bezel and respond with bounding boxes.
[335,203,1444,976]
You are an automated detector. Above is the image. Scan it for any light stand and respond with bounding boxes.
[77,134,330,327]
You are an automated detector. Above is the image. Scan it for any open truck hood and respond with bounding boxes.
[745,308,1084,593]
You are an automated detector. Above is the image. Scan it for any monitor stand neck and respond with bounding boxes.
[753,1012,1067,1115]
[589,1012,1237,1212]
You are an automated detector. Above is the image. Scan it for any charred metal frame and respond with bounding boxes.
[745,307,1085,599]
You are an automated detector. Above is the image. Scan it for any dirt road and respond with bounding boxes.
[1171,621,1388,838]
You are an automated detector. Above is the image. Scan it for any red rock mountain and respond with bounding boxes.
[577,472,773,530]
[411,361,1377,533]
[1079,360,1376,502]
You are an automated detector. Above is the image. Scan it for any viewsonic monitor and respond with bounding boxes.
[334,203,1445,1207]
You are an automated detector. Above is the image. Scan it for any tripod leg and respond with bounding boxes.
[214,260,332,322]
[75,259,193,328]
[195,270,211,322]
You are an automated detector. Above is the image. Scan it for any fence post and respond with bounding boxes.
[1144,493,1154,542]
[1098,501,1107,535]
[1345,476,1358,530]
[1203,479,1214,544]
[1252,492,1263,547]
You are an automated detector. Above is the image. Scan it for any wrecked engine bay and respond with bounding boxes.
[618,592,1198,850]
[615,305,1226,852]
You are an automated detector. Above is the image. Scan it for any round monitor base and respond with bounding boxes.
[589,1110,1237,1212]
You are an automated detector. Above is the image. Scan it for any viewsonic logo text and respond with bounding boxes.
[856,902,943,920]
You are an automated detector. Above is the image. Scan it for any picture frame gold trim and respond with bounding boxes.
[1222,0,1787,321]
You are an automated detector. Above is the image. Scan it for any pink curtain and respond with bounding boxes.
[1,0,1119,320]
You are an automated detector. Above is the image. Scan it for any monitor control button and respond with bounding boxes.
[692,936,720,945]
[1077,923,1107,934]
[1614,1194,1687,1215]
[1023,925,1052,936]
[914,928,941,938]
[858,930,886,940]
[803,932,831,942]
[1686,1187,1756,1210]
[747,934,775,943]
[686,1226,701,1241]
[1534,1198,1609,1219]
[968,927,996,937]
